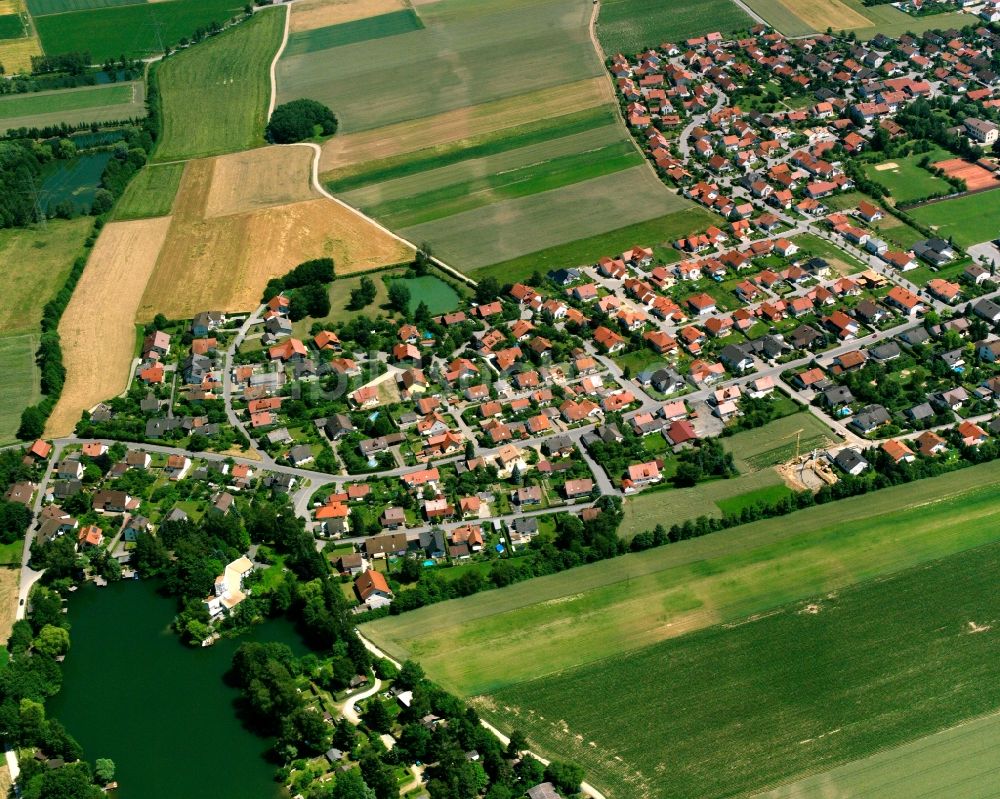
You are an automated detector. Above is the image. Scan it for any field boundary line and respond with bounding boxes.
[291,140,477,287]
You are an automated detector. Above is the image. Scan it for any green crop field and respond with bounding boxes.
[388,275,460,316]
[838,0,969,39]
[738,0,815,37]
[0,13,25,39]
[0,82,144,133]
[153,8,283,161]
[596,0,753,56]
[760,710,1000,799]
[34,0,246,62]
[112,163,185,220]
[0,335,39,444]
[723,412,835,472]
[27,0,144,16]
[363,140,643,228]
[39,152,113,214]
[864,149,952,204]
[400,165,691,270]
[363,461,1000,697]
[324,106,618,193]
[908,190,1000,248]
[277,0,604,133]
[472,206,713,283]
[487,537,1000,799]
[283,9,423,56]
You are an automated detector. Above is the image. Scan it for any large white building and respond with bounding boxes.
[205,556,254,617]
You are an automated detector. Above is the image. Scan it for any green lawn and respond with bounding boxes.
[760,709,1000,799]
[596,0,754,55]
[0,334,39,444]
[791,233,868,274]
[0,541,22,566]
[283,9,423,56]
[112,163,185,220]
[488,537,1000,799]
[908,190,1000,248]
[863,149,951,204]
[291,271,400,337]
[715,483,794,516]
[363,461,1000,697]
[323,106,617,193]
[471,205,714,282]
[153,8,284,161]
[34,0,247,61]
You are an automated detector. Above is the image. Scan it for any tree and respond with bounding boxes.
[361,699,392,733]
[94,759,115,784]
[475,276,501,305]
[388,282,411,315]
[266,99,338,143]
[33,624,70,659]
[90,189,114,215]
[395,660,425,691]
[330,768,376,799]
[17,405,45,440]
[544,761,584,795]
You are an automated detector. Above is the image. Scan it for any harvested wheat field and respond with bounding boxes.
[777,0,870,30]
[319,77,609,173]
[204,145,316,218]
[290,0,406,32]
[934,158,1000,192]
[46,217,173,437]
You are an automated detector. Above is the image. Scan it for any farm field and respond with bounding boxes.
[863,148,951,204]
[619,468,787,537]
[0,82,144,134]
[39,152,112,215]
[741,0,869,37]
[202,145,315,218]
[0,218,92,335]
[595,0,753,56]
[908,189,1000,247]
[0,13,24,39]
[759,710,1000,799]
[153,8,283,161]
[358,138,642,228]
[472,206,712,283]
[283,8,422,55]
[277,0,605,133]
[837,0,970,38]
[0,335,39,444]
[363,460,1000,697]
[317,77,610,173]
[289,0,407,33]
[399,166,691,270]
[112,162,185,220]
[138,157,412,321]
[46,216,172,437]
[486,537,1000,799]
[26,0,146,15]
[0,0,38,73]
[33,0,247,61]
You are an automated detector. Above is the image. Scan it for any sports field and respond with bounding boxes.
[863,149,951,204]
[486,537,1000,799]
[0,81,144,134]
[47,216,172,437]
[596,0,753,56]
[908,189,1000,248]
[154,8,283,161]
[112,162,185,220]
[0,335,39,444]
[363,461,1000,697]
[759,710,1000,799]
[33,0,247,61]
[399,165,690,269]
[277,0,604,133]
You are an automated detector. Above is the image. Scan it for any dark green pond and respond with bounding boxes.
[47,579,303,799]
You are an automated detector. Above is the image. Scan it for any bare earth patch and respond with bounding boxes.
[204,145,316,218]
[290,0,406,32]
[47,217,173,437]
[874,161,899,171]
[319,77,609,172]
